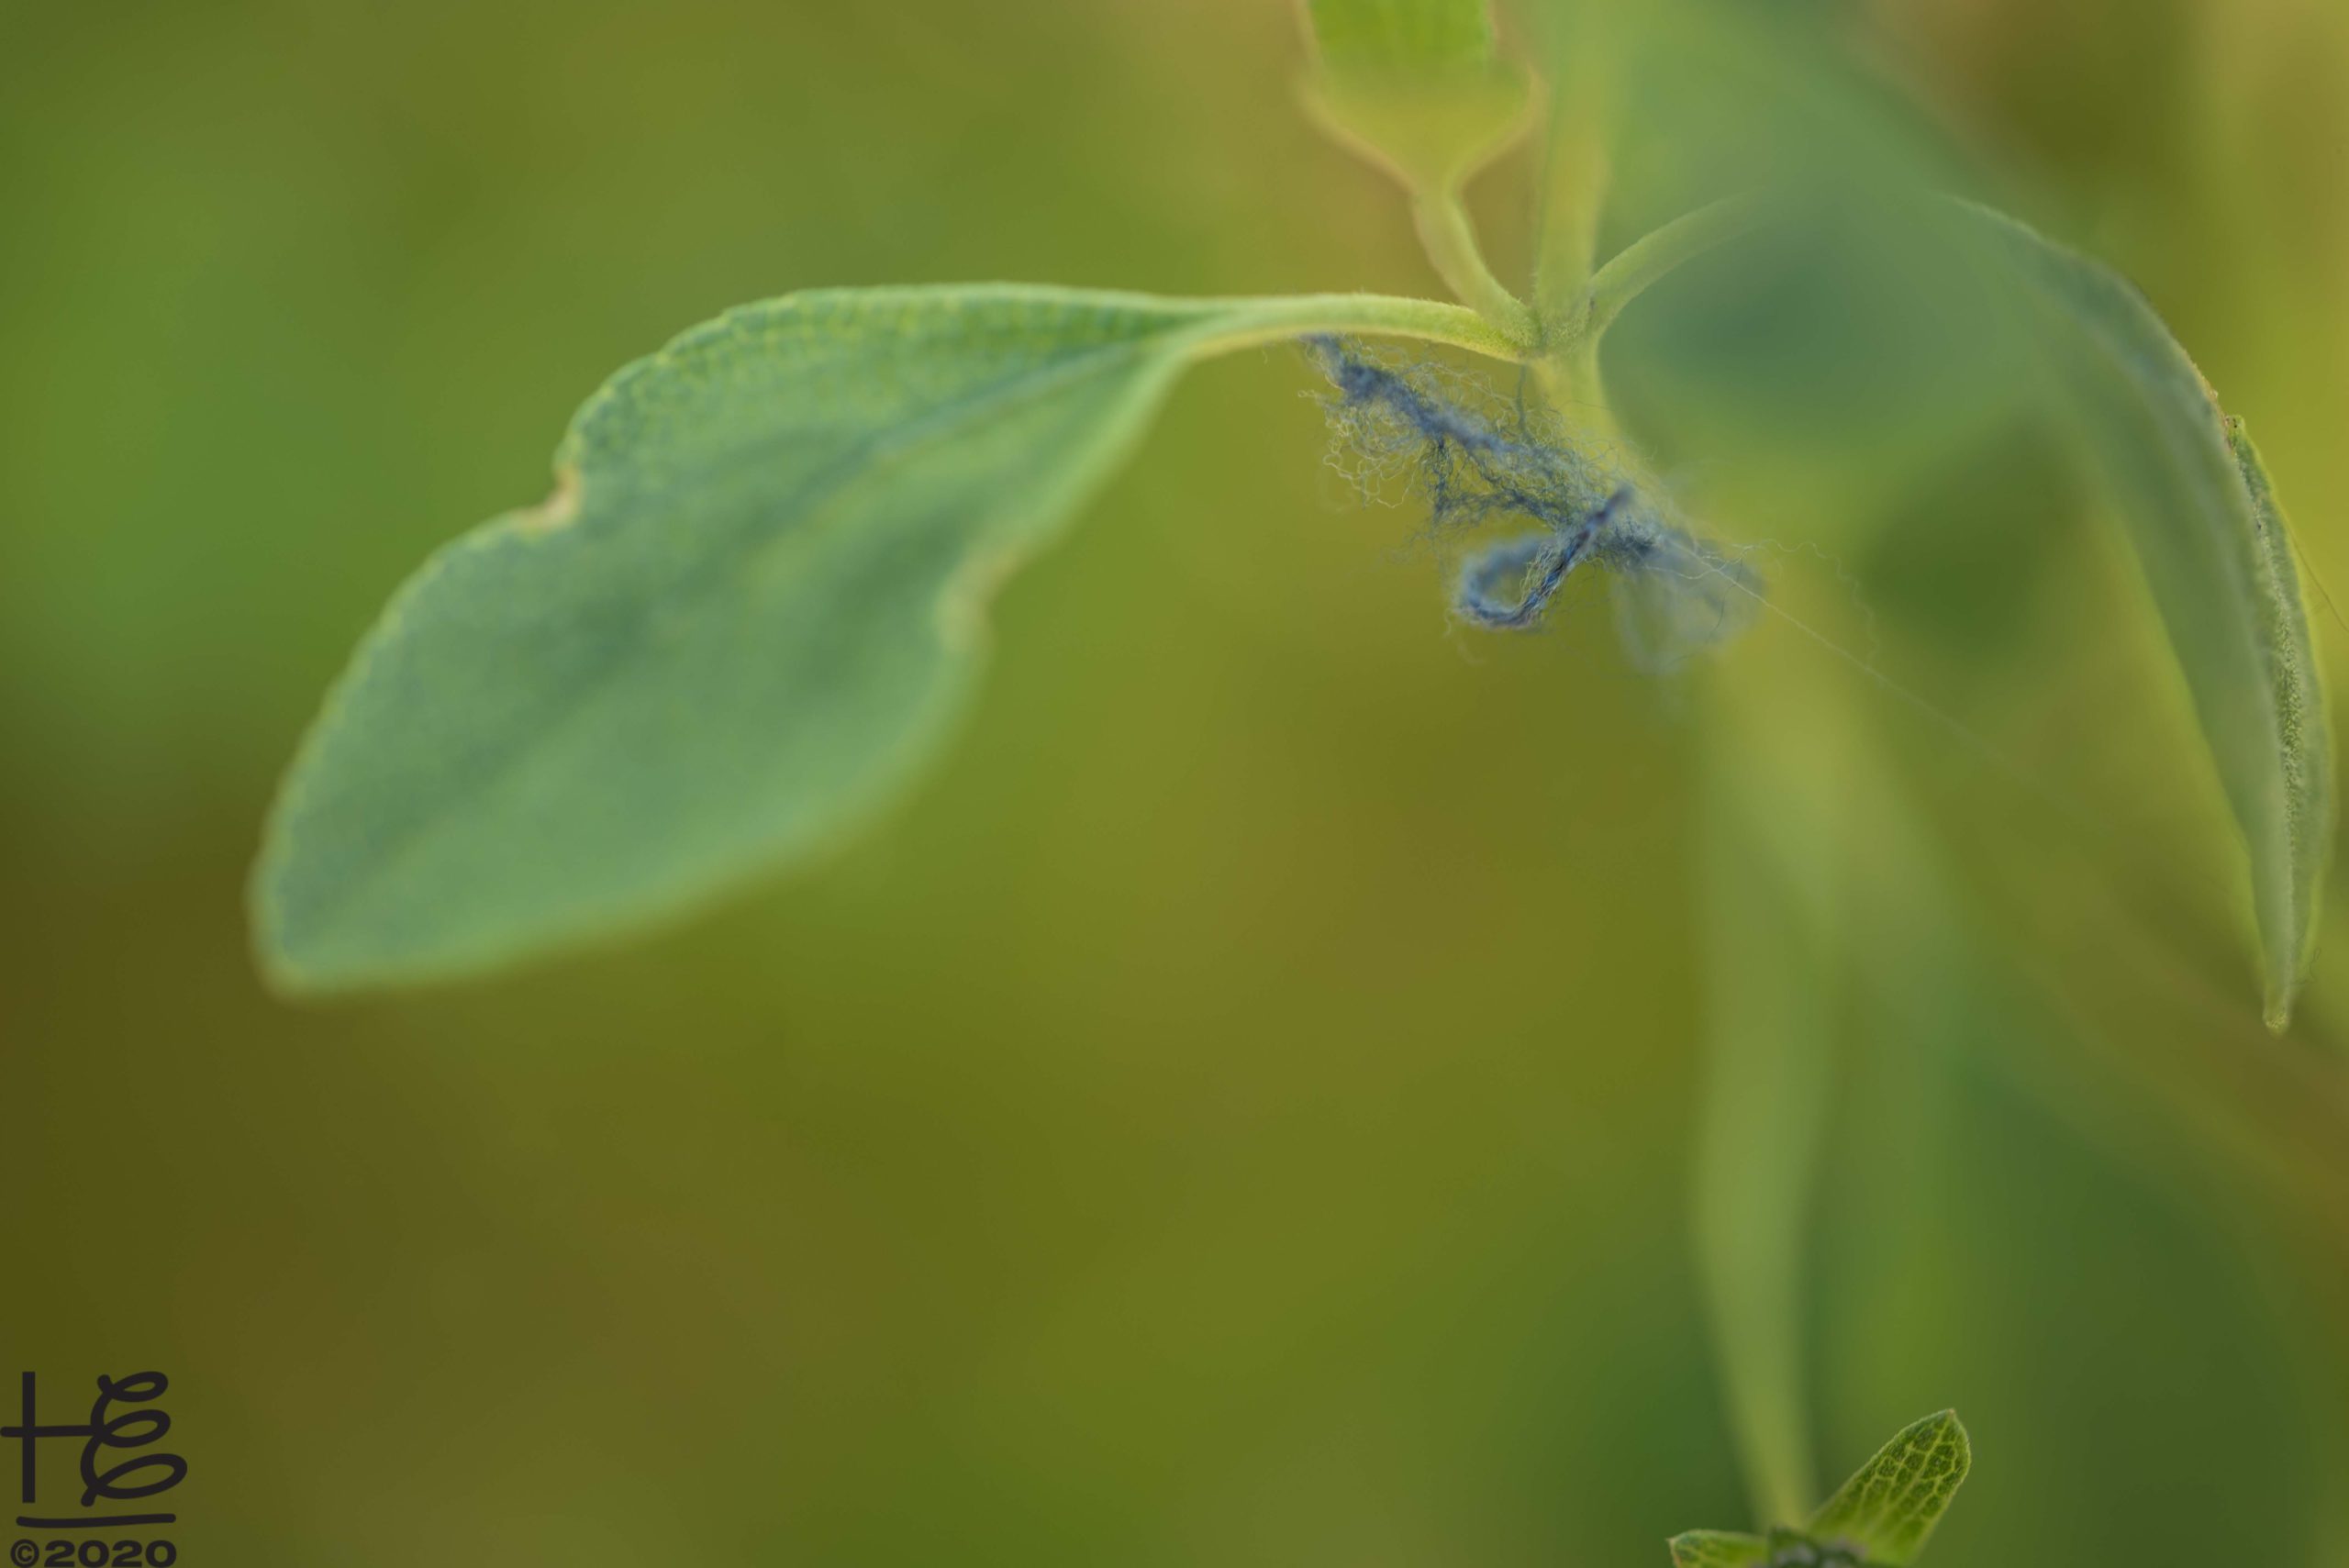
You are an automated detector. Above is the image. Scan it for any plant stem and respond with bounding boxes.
[1186,291,1536,362]
[1532,50,1612,329]
[1535,140,1608,327]
[1582,194,1769,344]
[1411,188,1539,343]
[1696,646,1848,1529]
[1545,194,1770,415]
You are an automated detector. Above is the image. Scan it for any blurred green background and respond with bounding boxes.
[6,0,2349,1562]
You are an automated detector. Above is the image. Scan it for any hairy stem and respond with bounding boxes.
[1411,188,1539,342]
[1186,291,1536,361]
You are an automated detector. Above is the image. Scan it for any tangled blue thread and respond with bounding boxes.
[1455,489,1628,628]
[1303,335,1764,667]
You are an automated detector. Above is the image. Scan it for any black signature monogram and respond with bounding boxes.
[4,1373,185,1530]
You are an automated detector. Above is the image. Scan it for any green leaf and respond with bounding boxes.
[1806,1410,1970,1565]
[1668,1530,1771,1568]
[253,284,1512,993]
[1963,203,2333,1029]
[1300,0,1534,193]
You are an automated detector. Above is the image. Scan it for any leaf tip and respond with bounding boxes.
[1808,1409,1970,1565]
[252,941,329,1003]
[246,864,326,1002]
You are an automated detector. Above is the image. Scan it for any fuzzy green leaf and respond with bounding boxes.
[1964,204,2333,1029]
[254,285,1510,992]
[1806,1410,1970,1565]
[1668,1530,1771,1568]
[1300,0,1533,192]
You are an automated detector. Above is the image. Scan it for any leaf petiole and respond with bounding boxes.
[1408,188,1538,342]
[1547,194,1771,407]
[1580,194,1770,345]
[1180,289,1536,361]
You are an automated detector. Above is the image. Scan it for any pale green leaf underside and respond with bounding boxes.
[1669,1530,1770,1568]
[254,284,1505,992]
[1807,1410,1969,1565]
[1963,203,2333,1029]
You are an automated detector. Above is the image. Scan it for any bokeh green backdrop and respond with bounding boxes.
[6,1,2349,1563]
